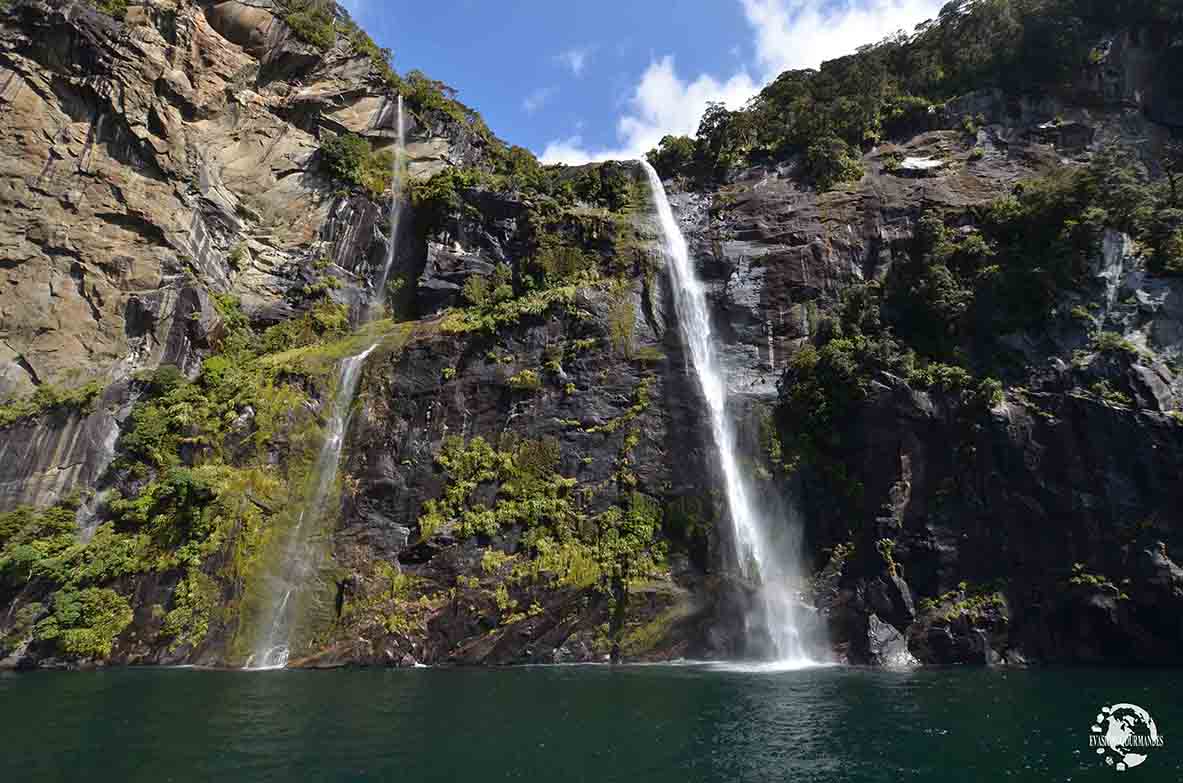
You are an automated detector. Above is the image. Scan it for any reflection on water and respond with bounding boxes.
[1,666,1179,782]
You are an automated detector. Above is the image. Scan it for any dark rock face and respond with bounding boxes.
[319,197,728,663]
[415,190,531,315]
[1085,26,1183,129]
[807,374,1183,664]
[865,614,917,668]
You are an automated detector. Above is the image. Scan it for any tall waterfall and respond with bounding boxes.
[641,161,817,666]
[245,97,407,670]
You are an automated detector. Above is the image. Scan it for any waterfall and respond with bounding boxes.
[245,97,407,670]
[641,161,818,667]
[245,346,377,670]
[369,95,406,320]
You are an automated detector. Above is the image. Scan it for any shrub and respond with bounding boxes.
[908,362,974,393]
[319,134,392,199]
[462,276,490,307]
[0,380,104,429]
[161,569,219,651]
[1092,331,1143,358]
[228,243,249,269]
[441,283,579,334]
[320,133,370,182]
[108,466,218,550]
[88,0,129,18]
[533,240,592,285]
[573,163,637,211]
[34,587,133,659]
[407,167,489,231]
[0,502,78,586]
[416,435,663,599]
[607,280,635,358]
[1147,208,1183,275]
[260,301,350,354]
[805,136,864,191]
[507,369,541,392]
[647,135,697,180]
[275,0,336,50]
[1091,380,1133,408]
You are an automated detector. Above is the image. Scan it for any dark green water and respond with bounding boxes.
[1,665,1178,782]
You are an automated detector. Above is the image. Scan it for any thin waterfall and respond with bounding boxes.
[641,161,819,666]
[245,97,407,670]
[369,95,405,320]
[245,345,378,669]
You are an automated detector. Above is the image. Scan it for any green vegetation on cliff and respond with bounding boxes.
[408,158,642,231]
[0,380,104,429]
[648,0,1182,188]
[409,158,650,345]
[88,0,129,19]
[0,293,398,661]
[319,133,397,199]
[775,149,1173,502]
[34,587,133,658]
[417,435,666,602]
[275,1,498,145]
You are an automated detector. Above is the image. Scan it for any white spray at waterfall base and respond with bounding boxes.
[245,98,407,670]
[641,161,824,667]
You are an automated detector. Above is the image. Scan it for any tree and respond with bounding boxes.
[804,135,864,191]
[695,102,738,176]
[647,135,696,179]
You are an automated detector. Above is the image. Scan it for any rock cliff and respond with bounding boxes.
[0,0,1181,668]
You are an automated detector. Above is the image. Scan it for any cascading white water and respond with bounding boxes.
[245,97,407,670]
[246,345,378,670]
[641,161,818,666]
[369,95,406,319]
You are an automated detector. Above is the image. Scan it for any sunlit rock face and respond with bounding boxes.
[0,0,467,509]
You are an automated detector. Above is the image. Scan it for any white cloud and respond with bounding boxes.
[551,46,591,77]
[540,136,596,165]
[556,46,595,77]
[522,86,558,115]
[542,57,757,165]
[538,0,945,165]
[617,58,759,158]
[741,0,945,80]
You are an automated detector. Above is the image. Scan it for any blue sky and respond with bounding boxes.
[342,1,947,163]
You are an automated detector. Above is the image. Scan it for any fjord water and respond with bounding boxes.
[246,98,406,669]
[4,666,1180,782]
[642,162,817,664]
